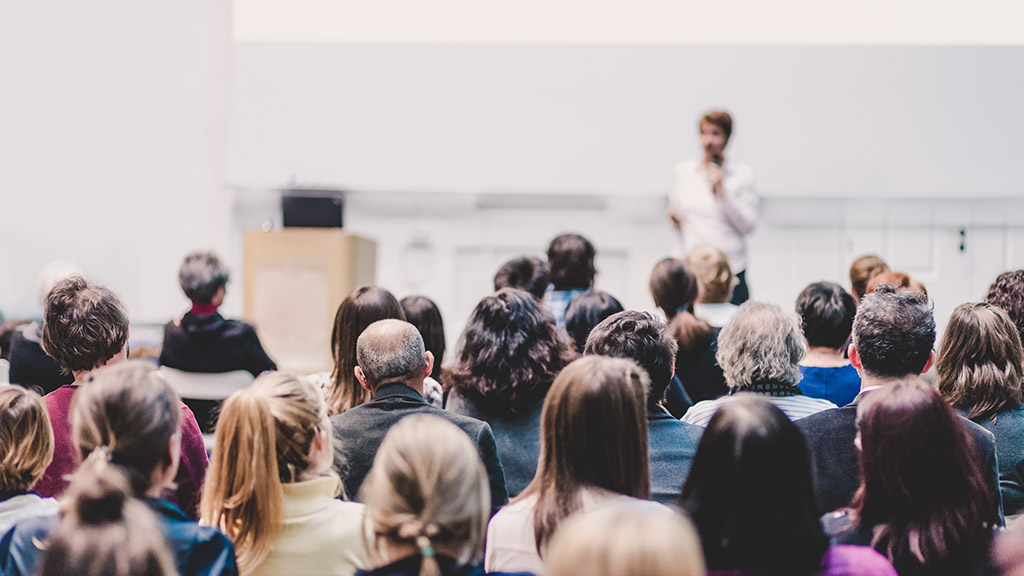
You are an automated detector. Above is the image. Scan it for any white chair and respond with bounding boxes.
[157,366,254,401]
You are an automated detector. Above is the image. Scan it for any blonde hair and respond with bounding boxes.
[361,414,489,576]
[546,505,705,576]
[201,371,334,574]
[0,385,54,492]
[684,244,734,304]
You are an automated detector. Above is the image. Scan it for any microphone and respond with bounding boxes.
[711,154,724,167]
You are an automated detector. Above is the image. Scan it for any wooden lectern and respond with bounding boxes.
[243,229,376,374]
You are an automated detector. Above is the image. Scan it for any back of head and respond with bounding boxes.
[202,371,330,573]
[362,414,489,576]
[546,505,706,576]
[681,395,825,575]
[178,251,229,304]
[563,289,624,355]
[71,361,182,497]
[39,460,177,576]
[493,257,551,301]
[42,276,129,374]
[583,311,678,411]
[684,244,734,304]
[0,385,54,493]
[716,301,804,388]
[849,254,890,301]
[524,355,650,554]
[864,271,922,297]
[649,258,712,353]
[795,281,857,350]
[852,285,935,379]
[448,289,575,415]
[986,270,1024,340]
[329,286,406,414]
[400,296,446,382]
[356,319,428,391]
[547,234,596,291]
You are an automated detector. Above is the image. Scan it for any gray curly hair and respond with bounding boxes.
[716,301,805,388]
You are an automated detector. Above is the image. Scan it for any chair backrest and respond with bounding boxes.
[157,366,254,400]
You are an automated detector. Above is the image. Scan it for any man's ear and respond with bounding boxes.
[424,351,435,379]
[354,366,372,391]
[921,350,936,374]
[848,343,862,370]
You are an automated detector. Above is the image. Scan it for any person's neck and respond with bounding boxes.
[859,372,911,392]
[190,302,219,316]
[800,346,849,368]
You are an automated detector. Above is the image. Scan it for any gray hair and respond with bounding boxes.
[716,301,805,387]
[178,252,229,304]
[356,320,427,387]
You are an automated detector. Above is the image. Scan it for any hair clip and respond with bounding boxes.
[87,446,112,462]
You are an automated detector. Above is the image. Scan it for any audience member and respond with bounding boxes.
[546,505,705,576]
[682,302,835,427]
[37,459,178,576]
[358,415,531,576]
[864,271,927,296]
[400,295,447,385]
[0,386,58,534]
[795,281,861,406]
[446,289,575,497]
[995,521,1024,576]
[650,257,727,404]
[986,270,1024,339]
[0,361,238,576]
[937,302,1024,517]
[563,289,623,354]
[202,372,367,576]
[485,356,665,575]
[494,257,551,303]
[544,234,595,326]
[684,243,739,328]
[584,311,704,504]
[325,286,406,415]
[33,277,208,518]
[848,254,889,302]
[825,378,997,576]
[681,395,896,576]
[797,286,1001,518]
[330,319,507,513]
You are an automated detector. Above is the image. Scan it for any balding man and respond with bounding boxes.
[330,319,508,513]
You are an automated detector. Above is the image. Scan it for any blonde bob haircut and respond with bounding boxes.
[361,414,489,576]
[684,244,735,305]
[546,505,706,576]
[0,385,54,493]
[201,371,335,574]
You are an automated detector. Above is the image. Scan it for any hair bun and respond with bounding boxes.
[66,460,132,526]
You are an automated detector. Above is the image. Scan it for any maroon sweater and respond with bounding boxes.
[35,385,209,519]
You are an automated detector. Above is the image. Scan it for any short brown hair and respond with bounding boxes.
[700,110,733,140]
[42,276,129,373]
[0,385,54,492]
[986,270,1024,340]
[547,234,596,291]
[849,254,890,301]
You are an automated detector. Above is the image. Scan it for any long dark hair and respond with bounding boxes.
[448,289,576,415]
[680,395,828,575]
[649,258,712,354]
[400,295,446,382]
[328,286,405,415]
[851,379,995,574]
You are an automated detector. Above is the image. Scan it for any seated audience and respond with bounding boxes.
[494,257,551,303]
[584,311,704,504]
[544,234,596,326]
[545,505,706,576]
[937,302,1024,517]
[330,320,507,513]
[358,415,531,576]
[446,289,575,497]
[986,269,1024,339]
[485,356,665,575]
[324,286,407,415]
[848,254,890,302]
[825,378,997,576]
[797,286,1001,519]
[0,361,237,576]
[0,385,58,533]
[37,460,178,576]
[563,289,623,354]
[681,395,896,576]
[34,277,208,518]
[681,302,836,427]
[400,295,447,389]
[864,271,927,296]
[650,257,727,404]
[795,281,861,406]
[684,243,739,329]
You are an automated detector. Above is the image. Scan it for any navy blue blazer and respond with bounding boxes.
[648,408,704,505]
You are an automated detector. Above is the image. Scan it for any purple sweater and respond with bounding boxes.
[710,545,897,576]
[35,385,209,519]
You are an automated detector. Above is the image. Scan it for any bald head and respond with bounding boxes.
[356,319,429,389]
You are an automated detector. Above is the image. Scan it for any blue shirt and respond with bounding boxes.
[798,364,861,407]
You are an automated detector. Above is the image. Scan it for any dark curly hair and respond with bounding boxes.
[494,257,550,301]
[795,282,857,349]
[448,288,577,415]
[852,285,934,379]
[583,311,678,410]
[986,270,1024,340]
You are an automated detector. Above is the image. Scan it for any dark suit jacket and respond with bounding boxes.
[648,408,704,505]
[330,383,509,514]
[797,392,1003,521]
[159,312,276,377]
